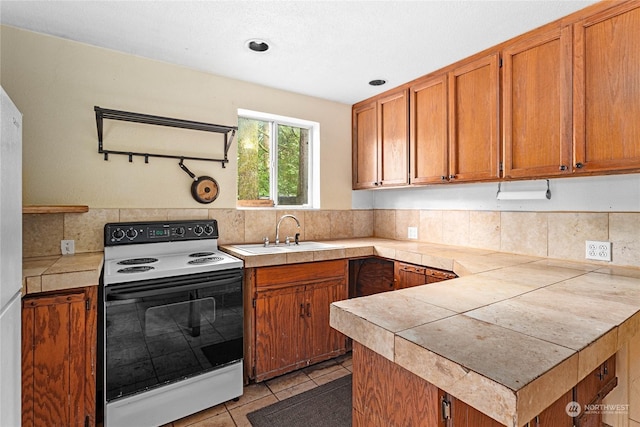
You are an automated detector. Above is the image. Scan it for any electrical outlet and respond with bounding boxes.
[407,227,418,239]
[61,239,75,255]
[585,240,611,261]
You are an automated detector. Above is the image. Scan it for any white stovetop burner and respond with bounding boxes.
[103,240,243,285]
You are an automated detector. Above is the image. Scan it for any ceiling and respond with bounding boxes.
[1,0,598,105]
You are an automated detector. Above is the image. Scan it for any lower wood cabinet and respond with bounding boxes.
[574,354,617,427]
[394,261,457,289]
[251,260,348,381]
[22,286,97,427]
[351,258,456,296]
[352,341,617,427]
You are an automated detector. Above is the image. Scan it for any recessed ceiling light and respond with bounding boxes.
[247,40,269,52]
[369,79,386,86]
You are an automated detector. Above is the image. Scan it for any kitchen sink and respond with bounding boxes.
[231,241,343,254]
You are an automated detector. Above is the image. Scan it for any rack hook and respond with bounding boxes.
[103,152,109,161]
[128,153,133,163]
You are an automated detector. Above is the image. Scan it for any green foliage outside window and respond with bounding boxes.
[237,117,309,206]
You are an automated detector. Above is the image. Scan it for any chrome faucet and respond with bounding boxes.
[275,214,300,245]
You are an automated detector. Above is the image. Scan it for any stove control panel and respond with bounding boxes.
[104,220,219,246]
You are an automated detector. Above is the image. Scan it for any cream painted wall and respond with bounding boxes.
[0,26,352,209]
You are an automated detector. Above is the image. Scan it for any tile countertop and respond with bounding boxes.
[222,237,640,427]
[22,252,104,295]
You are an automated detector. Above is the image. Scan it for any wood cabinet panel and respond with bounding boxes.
[252,260,348,381]
[379,90,409,186]
[22,287,96,427]
[410,74,449,184]
[352,101,378,189]
[449,53,500,182]
[256,259,346,287]
[352,89,408,189]
[254,285,305,380]
[353,342,442,427]
[527,390,573,427]
[573,2,640,173]
[503,25,573,178]
[304,280,348,364]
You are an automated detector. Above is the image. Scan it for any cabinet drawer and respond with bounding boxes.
[256,260,347,287]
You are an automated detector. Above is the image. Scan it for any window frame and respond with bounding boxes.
[237,109,320,209]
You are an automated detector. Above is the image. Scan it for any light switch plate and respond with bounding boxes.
[408,227,418,240]
[61,239,75,255]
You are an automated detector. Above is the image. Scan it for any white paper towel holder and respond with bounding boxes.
[496,180,551,200]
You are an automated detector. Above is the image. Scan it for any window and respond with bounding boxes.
[237,109,319,208]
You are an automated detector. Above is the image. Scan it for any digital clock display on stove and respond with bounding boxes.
[148,228,169,238]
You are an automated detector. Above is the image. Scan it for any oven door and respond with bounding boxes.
[103,268,243,402]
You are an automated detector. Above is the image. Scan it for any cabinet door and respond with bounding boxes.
[449,53,500,182]
[378,89,409,186]
[410,75,449,184]
[394,262,427,289]
[352,100,378,189]
[303,279,348,364]
[527,390,573,427]
[22,291,88,427]
[448,396,503,427]
[503,26,573,178]
[254,285,305,381]
[573,2,640,173]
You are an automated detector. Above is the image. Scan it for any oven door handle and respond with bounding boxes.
[106,276,242,300]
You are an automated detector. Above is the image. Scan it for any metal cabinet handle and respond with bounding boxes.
[300,303,305,318]
[559,165,567,171]
[306,303,311,317]
[449,174,455,180]
[441,175,447,181]
[576,162,584,169]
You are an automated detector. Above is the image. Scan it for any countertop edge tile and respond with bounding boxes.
[394,336,517,427]
[22,251,104,295]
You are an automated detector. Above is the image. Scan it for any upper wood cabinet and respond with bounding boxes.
[410,74,449,184]
[352,89,409,189]
[448,53,501,183]
[409,54,500,186]
[502,25,573,179]
[353,1,640,188]
[573,2,640,174]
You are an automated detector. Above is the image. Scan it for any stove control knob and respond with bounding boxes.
[204,225,214,235]
[112,228,125,241]
[125,228,138,240]
[175,226,185,236]
[193,225,204,236]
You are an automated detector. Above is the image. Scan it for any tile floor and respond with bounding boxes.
[166,353,353,427]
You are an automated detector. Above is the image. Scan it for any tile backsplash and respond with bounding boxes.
[22,207,639,269]
[374,209,640,269]
[22,208,374,258]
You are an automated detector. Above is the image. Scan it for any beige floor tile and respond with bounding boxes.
[302,359,341,379]
[312,367,350,386]
[274,379,317,401]
[229,394,278,427]
[173,404,228,427]
[225,382,272,410]
[265,369,311,394]
[182,411,237,427]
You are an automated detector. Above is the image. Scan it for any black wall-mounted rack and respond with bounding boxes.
[94,106,237,167]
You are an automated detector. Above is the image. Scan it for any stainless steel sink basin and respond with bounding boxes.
[232,241,342,254]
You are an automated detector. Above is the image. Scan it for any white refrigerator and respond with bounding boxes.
[0,86,23,426]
